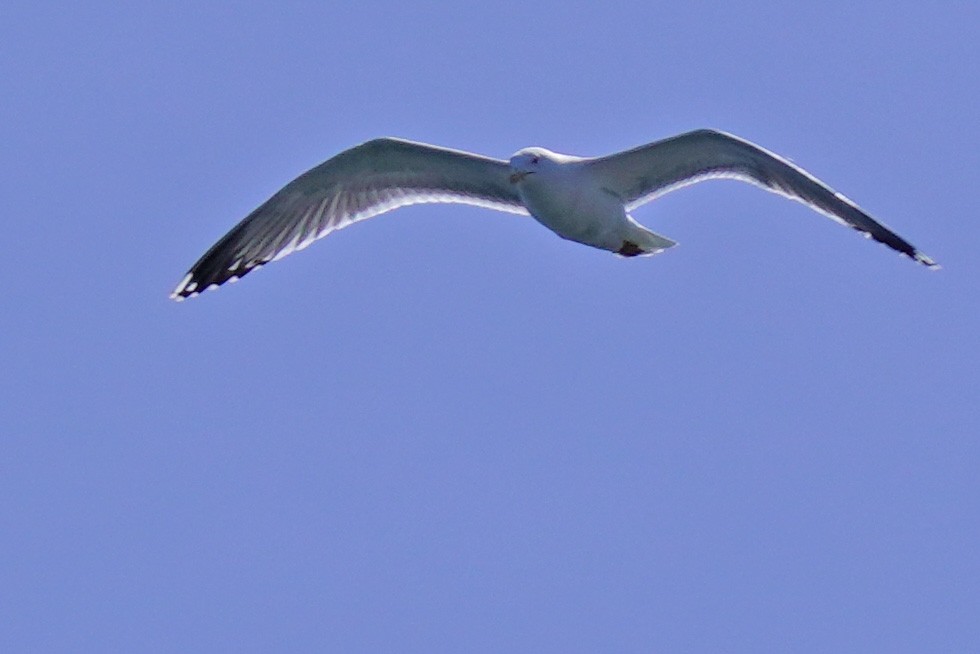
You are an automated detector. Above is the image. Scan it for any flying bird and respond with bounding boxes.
[171,129,936,300]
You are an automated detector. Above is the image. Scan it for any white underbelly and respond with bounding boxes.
[518,177,627,248]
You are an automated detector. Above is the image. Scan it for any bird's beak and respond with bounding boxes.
[509,171,532,184]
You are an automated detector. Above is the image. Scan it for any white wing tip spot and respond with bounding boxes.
[170,273,193,300]
[915,252,939,269]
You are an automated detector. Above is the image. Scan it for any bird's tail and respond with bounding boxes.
[630,223,677,256]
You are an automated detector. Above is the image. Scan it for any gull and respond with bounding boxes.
[171,129,937,300]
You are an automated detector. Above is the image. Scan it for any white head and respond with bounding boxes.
[508,147,563,184]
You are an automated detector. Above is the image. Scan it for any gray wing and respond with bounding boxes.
[172,137,527,300]
[586,129,937,267]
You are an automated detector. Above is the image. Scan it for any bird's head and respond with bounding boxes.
[508,147,560,184]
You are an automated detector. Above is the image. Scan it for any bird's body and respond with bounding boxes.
[172,129,936,300]
[511,148,673,254]
[511,148,673,256]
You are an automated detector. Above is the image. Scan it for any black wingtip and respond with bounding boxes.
[170,260,266,301]
[857,222,937,270]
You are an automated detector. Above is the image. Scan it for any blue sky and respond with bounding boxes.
[2,2,978,651]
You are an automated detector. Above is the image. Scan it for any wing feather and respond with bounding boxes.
[172,138,527,300]
[586,129,936,267]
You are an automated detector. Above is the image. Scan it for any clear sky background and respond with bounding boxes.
[3,2,978,651]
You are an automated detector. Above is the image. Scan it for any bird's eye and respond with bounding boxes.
[531,156,540,164]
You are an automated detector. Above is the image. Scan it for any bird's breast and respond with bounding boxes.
[517,170,626,245]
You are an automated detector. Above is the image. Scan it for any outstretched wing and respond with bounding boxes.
[586,129,936,267]
[172,138,527,300]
